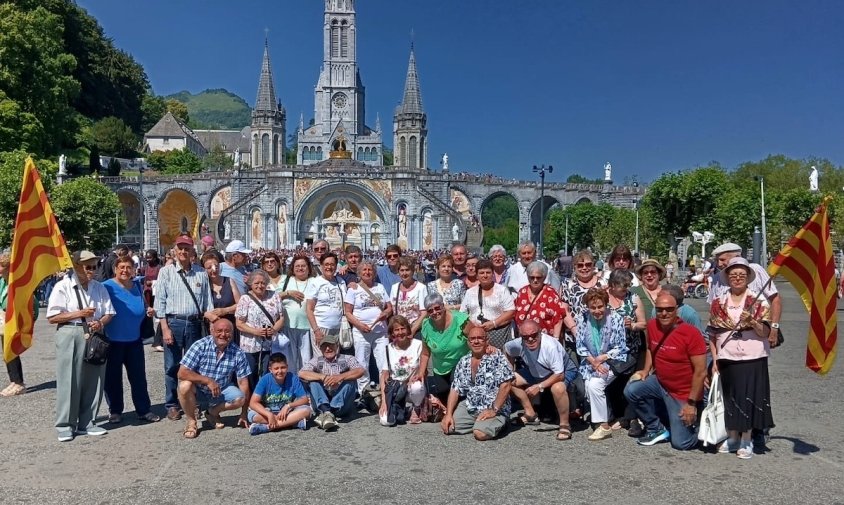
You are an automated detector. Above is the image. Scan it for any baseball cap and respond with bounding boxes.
[174,235,194,247]
[320,333,339,346]
[224,239,251,254]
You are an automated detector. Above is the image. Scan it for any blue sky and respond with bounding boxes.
[78,0,844,183]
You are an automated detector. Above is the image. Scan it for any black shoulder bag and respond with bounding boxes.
[176,269,209,336]
[73,284,110,366]
[477,287,511,348]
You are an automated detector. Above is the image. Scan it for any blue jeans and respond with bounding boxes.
[308,380,357,418]
[104,339,152,416]
[163,318,202,409]
[624,374,700,450]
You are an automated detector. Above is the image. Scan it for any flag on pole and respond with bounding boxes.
[3,158,72,363]
[767,196,837,374]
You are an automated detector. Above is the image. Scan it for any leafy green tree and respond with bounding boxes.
[203,144,230,172]
[140,92,167,133]
[566,174,604,184]
[91,116,137,157]
[481,195,519,252]
[89,145,102,173]
[383,147,394,166]
[160,148,202,175]
[711,185,759,252]
[0,4,80,155]
[51,177,123,251]
[0,150,57,248]
[146,150,168,171]
[166,99,190,124]
[0,90,44,153]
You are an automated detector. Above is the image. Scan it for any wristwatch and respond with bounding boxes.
[771,322,780,329]
[538,385,545,393]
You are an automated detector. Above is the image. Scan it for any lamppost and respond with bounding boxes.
[115,209,120,245]
[564,212,569,256]
[633,198,640,254]
[692,231,714,262]
[532,164,553,259]
[138,164,144,252]
[755,176,768,263]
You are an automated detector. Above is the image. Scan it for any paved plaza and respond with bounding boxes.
[0,281,842,504]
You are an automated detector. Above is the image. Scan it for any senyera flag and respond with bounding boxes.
[3,158,72,363]
[767,195,837,375]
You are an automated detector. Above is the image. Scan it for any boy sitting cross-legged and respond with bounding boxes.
[248,352,313,435]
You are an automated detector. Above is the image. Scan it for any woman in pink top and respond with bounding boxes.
[707,257,773,460]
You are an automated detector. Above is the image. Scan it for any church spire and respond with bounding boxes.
[255,37,278,112]
[399,44,423,114]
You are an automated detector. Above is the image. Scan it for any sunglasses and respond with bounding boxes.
[386,253,399,259]
[314,247,327,251]
[641,269,659,276]
[577,262,594,268]
[82,264,96,271]
[528,276,544,280]
[655,306,678,313]
[521,331,541,341]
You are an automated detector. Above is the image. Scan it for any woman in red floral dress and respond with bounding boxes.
[513,261,575,340]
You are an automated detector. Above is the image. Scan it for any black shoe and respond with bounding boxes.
[627,420,645,438]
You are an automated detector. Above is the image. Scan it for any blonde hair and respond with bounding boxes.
[0,252,10,268]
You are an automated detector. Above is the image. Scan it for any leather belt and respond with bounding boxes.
[165,314,201,322]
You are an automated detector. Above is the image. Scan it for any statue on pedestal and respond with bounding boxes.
[442,153,449,171]
[233,148,241,168]
[809,165,819,192]
[452,222,460,241]
[58,154,67,175]
[604,162,612,182]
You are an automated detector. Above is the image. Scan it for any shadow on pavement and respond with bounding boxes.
[770,435,820,455]
[27,380,56,393]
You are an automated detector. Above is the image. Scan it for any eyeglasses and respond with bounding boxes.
[521,331,541,341]
[428,306,444,314]
[251,281,267,286]
[314,247,327,251]
[655,306,678,313]
[641,269,658,276]
[262,259,277,264]
[728,273,748,279]
[386,253,399,259]
[82,265,96,271]
[576,262,594,268]
[528,276,544,280]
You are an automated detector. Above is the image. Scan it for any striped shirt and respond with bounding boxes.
[180,336,251,393]
[301,354,363,377]
[153,262,213,317]
[47,272,115,323]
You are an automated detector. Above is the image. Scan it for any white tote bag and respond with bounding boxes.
[698,372,728,447]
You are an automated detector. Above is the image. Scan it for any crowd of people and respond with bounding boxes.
[1,236,782,459]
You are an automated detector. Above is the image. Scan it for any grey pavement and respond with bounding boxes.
[0,282,842,504]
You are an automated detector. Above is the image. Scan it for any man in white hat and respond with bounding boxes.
[221,239,251,295]
[707,242,781,347]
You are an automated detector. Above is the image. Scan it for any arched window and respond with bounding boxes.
[272,134,279,164]
[316,147,323,160]
[417,138,424,168]
[261,134,270,166]
[252,134,259,166]
[398,137,406,167]
[331,20,339,58]
[408,136,418,169]
[340,20,349,58]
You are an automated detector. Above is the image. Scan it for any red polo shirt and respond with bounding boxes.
[646,320,706,401]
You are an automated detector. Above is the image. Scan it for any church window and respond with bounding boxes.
[261,134,270,166]
[272,134,279,164]
[331,21,340,58]
[340,24,349,58]
[371,148,378,162]
[399,137,406,167]
[409,136,418,169]
[357,147,364,161]
[317,147,323,160]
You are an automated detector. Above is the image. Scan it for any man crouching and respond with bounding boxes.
[177,319,251,438]
[441,326,513,441]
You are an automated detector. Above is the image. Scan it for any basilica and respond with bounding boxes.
[116,0,641,254]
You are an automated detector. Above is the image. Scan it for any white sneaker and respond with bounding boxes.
[76,425,108,436]
[321,412,338,430]
[57,428,74,442]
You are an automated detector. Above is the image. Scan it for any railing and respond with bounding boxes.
[415,185,469,242]
[218,180,269,223]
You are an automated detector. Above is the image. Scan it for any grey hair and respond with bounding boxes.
[358,259,377,271]
[488,244,506,256]
[518,240,536,252]
[246,269,271,287]
[423,291,445,310]
[313,239,329,250]
[526,261,548,278]
[608,269,634,287]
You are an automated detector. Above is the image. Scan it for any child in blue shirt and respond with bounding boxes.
[248,352,312,434]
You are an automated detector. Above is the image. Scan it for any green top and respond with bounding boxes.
[421,310,470,376]
[632,285,656,323]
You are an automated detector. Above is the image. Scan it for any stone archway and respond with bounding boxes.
[479,191,520,253]
[117,190,144,248]
[529,195,562,247]
[158,189,199,250]
[294,182,389,249]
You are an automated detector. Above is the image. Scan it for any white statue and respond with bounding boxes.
[233,148,241,168]
[604,162,612,182]
[309,221,318,237]
[452,222,460,241]
[277,205,287,248]
[58,154,67,175]
[810,165,819,192]
[442,153,449,171]
[223,220,231,240]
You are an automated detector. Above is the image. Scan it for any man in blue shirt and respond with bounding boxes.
[177,319,251,439]
[220,239,251,295]
[375,244,401,294]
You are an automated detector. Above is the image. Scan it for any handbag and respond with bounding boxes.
[335,278,354,350]
[73,284,110,366]
[476,286,511,348]
[176,269,210,336]
[607,352,637,376]
[697,372,728,447]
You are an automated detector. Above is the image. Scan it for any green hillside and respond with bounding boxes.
[166,88,251,129]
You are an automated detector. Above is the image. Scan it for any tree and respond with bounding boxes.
[203,144,230,172]
[160,148,202,175]
[166,99,190,124]
[106,157,121,177]
[51,177,123,251]
[89,145,102,173]
[383,147,394,166]
[90,116,137,157]
[481,195,519,253]
[566,174,603,184]
[0,4,80,155]
[140,92,167,133]
[0,150,57,248]
[0,90,44,153]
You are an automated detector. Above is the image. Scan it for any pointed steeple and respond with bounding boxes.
[399,44,423,114]
[375,112,381,133]
[298,113,304,133]
[255,37,278,112]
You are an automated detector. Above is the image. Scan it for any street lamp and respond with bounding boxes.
[692,231,715,262]
[115,209,120,245]
[633,198,639,254]
[755,176,767,263]
[564,212,569,256]
[532,164,553,259]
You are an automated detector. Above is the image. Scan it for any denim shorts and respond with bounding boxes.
[195,385,244,408]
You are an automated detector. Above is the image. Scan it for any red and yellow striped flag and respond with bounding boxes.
[767,196,837,374]
[3,158,72,363]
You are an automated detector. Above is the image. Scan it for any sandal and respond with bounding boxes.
[0,383,25,397]
[140,412,161,423]
[183,421,198,439]
[557,425,573,441]
[737,442,754,460]
[511,413,541,426]
[205,410,224,429]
